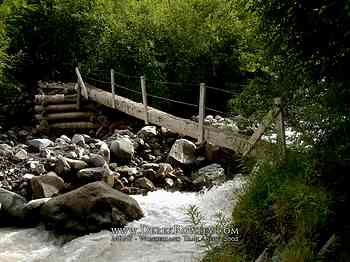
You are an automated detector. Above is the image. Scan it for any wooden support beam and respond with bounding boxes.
[111,69,116,109]
[140,76,148,125]
[198,83,206,143]
[75,67,88,99]
[274,97,286,164]
[242,104,281,157]
[35,94,77,104]
[35,112,94,121]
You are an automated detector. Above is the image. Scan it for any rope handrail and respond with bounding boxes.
[147,93,198,108]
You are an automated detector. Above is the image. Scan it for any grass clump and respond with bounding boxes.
[203,153,334,261]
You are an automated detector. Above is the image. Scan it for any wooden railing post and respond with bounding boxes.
[140,76,148,125]
[198,83,206,143]
[274,97,286,164]
[75,82,81,110]
[111,69,116,108]
[75,67,88,100]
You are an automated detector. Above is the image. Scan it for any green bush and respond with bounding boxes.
[211,154,334,261]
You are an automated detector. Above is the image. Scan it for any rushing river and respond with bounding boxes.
[0,175,245,262]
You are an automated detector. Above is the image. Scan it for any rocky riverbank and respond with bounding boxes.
[0,125,241,235]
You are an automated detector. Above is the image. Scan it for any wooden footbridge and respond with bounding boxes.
[34,68,287,160]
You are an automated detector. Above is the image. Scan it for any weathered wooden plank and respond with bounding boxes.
[198,83,206,143]
[83,83,256,155]
[140,76,149,125]
[35,104,79,112]
[35,112,94,121]
[242,106,281,157]
[35,94,77,104]
[75,67,89,99]
[42,122,97,129]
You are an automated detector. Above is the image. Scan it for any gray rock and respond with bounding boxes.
[64,158,88,171]
[142,169,159,182]
[0,188,27,225]
[60,135,71,144]
[192,164,225,189]
[110,137,134,161]
[122,187,148,195]
[137,126,158,139]
[168,139,196,165]
[14,148,28,161]
[141,163,159,171]
[31,174,65,199]
[164,178,175,188]
[77,166,111,184]
[23,173,35,180]
[88,153,106,167]
[99,142,110,163]
[40,181,144,234]
[134,177,156,191]
[71,134,85,146]
[158,163,174,178]
[23,198,51,226]
[28,138,54,151]
[28,160,46,175]
[55,156,71,176]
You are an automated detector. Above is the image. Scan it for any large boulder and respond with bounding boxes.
[40,181,144,234]
[110,137,134,161]
[168,139,196,165]
[31,174,65,199]
[0,188,27,225]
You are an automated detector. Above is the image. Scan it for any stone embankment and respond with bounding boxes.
[0,125,240,235]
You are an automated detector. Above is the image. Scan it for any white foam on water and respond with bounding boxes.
[0,175,245,262]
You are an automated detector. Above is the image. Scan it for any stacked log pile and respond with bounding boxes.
[34,82,97,132]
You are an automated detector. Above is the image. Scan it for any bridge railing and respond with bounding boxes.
[74,67,286,161]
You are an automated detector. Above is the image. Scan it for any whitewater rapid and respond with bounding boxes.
[0,175,245,262]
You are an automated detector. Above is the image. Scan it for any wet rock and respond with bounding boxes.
[192,164,225,189]
[164,178,175,188]
[28,138,54,151]
[0,188,27,225]
[168,139,196,165]
[72,134,85,146]
[40,181,144,234]
[31,174,65,199]
[142,169,159,182]
[77,165,110,184]
[88,153,106,167]
[121,187,147,195]
[134,177,156,191]
[110,137,134,161]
